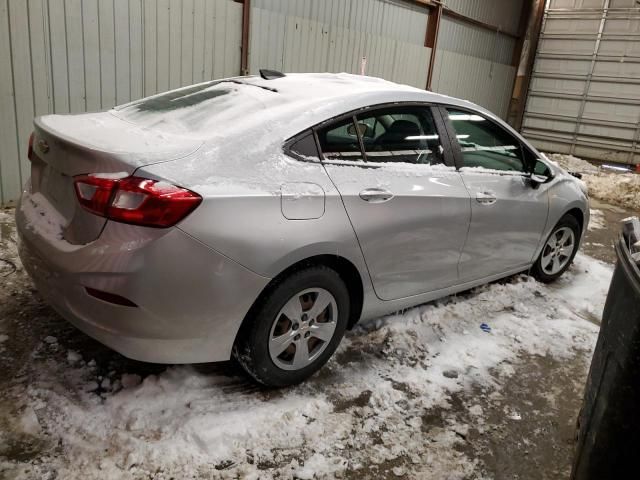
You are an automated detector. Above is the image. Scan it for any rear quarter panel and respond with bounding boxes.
[139,154,372,285]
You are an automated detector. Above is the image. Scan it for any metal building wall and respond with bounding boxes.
[0,0,242,206]
[0,0,528,205]
[430,0,524,119]
[522,0,640,164]
[248,0,431,89]
[444,0,524,32]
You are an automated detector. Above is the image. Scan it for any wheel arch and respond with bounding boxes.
[234,254,365,348]
[564,207,584,233]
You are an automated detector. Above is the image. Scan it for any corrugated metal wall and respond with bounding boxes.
[522,0,640,164]
[0,0,526,205]
[444,0,524,32]
[430,0,524,118]
[0,0,242,206]
[249,0,431,88]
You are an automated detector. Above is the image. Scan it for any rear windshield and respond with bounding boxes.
[112,80,275,135]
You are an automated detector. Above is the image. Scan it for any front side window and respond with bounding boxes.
[446,108,525,172]
[356,106,445,165]
[316,117,364,162]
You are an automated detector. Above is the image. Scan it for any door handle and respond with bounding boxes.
[476,192,497,205]
[359,188,394,203]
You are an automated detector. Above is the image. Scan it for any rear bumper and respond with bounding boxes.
[16,199,270,363]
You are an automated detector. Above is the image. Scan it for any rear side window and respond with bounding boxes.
[356,106,444,165]
[446,108,525,172]
[287,132,320,161]
[316,117,364,162]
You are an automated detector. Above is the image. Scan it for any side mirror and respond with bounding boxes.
[528,173,549,188]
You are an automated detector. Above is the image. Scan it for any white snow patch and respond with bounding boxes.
[89,171,129,180]
[17,407,42,436]
[589,209,606,230]
[7,252,611,479]
[507,411,522,421]
[545,153,599,175]
[66,351,82,364]
[468,405,483,417]
[20,192,83,253]
[547,153,640,211]
[0,334,8,343]
[120,373,142,389]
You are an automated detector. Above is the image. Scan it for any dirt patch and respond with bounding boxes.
[582,199,637,265]
[457,354,587,479]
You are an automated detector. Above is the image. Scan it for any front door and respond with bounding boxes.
[440,107,549,282]
[317,104,471,301]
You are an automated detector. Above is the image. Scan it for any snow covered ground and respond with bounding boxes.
[0,205,614,479]
[546,153,640,211]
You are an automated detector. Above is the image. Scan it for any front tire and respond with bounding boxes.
[531,214,581,283]
[233,266,350,387]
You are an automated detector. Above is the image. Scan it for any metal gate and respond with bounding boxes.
[522,0,640,165]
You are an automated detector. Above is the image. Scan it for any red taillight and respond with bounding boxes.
[73,175,202,228]
[74,175,118,216]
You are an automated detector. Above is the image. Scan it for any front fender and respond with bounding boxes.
[532,175,589,262]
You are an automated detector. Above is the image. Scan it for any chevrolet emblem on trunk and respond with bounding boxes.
[37,139,49,154]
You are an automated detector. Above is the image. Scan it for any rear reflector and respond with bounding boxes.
[73,175,202,228]
[85,287,138,307]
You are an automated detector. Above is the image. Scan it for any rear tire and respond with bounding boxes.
[233,266,349,387]
[531,214,581,283]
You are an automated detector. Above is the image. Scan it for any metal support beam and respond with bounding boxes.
[420,0,522,92]
[240,0,251,76]
[442,7,518,39]
[425,2,442,91]
[507,0,546,131]
[511,0,535,67]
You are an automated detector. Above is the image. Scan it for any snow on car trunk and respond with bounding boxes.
[22,113,201,246]
[2,252,612,479]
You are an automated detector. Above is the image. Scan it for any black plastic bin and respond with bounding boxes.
[571,230,640,479]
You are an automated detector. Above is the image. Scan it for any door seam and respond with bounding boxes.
[319,162,386,302]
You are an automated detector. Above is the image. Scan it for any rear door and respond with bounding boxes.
[439,106,549,282]
[318,104,471,301]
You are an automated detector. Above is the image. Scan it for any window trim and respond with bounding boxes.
[438,105,533,175]
[284,102,456,169]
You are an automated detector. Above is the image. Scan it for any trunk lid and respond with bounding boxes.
[28,113,202,245]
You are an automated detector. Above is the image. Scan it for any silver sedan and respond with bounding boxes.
[16,72,589,386]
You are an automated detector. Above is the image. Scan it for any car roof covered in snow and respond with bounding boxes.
[110,72,483,142]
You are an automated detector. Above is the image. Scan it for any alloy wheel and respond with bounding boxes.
[268,287,338,371]
[541,226,576,275]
